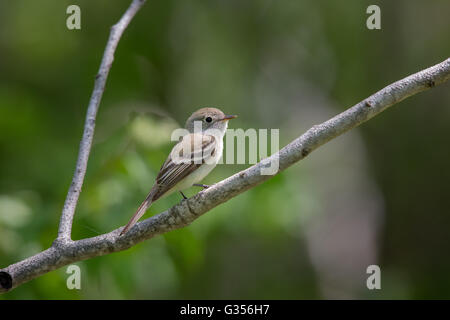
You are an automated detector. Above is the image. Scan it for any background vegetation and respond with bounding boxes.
[1,0,449,299]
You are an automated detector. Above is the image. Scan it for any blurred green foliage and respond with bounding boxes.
[1,0,450,299]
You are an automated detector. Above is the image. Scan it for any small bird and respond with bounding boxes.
[120,107,237,235]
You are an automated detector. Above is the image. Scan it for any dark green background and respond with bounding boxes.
[0,0,449,299]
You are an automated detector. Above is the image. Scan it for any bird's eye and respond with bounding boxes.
[205,116,212,123]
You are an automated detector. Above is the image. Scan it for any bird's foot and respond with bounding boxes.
[179,191,188,200]
[193,183,210,189]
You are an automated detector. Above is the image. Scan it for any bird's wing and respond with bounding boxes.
[152,133,216,200]
[120,133,216,236]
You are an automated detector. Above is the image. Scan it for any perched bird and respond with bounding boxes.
[120,107,237,235]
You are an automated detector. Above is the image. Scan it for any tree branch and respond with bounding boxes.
[0,0,147,293]
[0,8,448,293]
[56,0,147,243]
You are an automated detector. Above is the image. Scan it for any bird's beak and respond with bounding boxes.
[220,115,238,122]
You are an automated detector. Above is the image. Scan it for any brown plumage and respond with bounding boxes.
[119,107,236,236]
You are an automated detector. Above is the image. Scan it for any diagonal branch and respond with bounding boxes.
[1,57,449,293]
[56,0,147,242]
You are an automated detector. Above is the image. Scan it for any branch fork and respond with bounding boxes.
[1,0,449,293]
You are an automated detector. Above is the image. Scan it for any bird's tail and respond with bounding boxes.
[120,189,156,236]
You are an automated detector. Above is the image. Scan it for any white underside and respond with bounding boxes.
[165,133,224,196]
[173,163,218,191]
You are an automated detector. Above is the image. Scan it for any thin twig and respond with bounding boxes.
[56,0,147,243]
[1,57,448,293]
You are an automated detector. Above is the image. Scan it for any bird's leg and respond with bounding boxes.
[180,191,188,200]
[193,183,210,189]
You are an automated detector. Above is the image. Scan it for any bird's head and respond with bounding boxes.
[185,107,237,134]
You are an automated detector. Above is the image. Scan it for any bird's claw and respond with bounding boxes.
[193,183,210,189]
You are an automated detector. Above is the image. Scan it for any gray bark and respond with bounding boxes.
[0,0,449,293]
